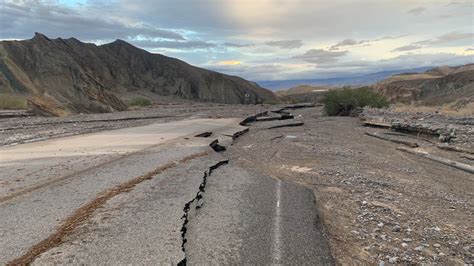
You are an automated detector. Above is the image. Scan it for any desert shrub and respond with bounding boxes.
[128,96,152,107]
[322,87,388,116]
[0,94,28,110]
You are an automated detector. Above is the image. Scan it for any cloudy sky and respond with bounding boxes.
[1,0,473,81]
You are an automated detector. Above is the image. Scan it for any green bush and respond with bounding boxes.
[322,87,388,116]
[0,94,28,110]
[128,96,152,107]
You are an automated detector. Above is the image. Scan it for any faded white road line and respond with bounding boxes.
[273,178,282,263]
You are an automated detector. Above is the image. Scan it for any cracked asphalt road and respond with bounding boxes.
[0,115,333,264]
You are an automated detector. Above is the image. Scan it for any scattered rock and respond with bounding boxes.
[209,139,226,152]
[195,132,212,138]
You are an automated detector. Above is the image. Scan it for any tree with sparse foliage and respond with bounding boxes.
[322,86,388,116]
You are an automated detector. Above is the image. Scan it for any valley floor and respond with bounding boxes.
[0,104,472,264]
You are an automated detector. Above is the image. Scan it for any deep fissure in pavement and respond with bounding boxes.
[178,160,229,265]
[6,152,210,266]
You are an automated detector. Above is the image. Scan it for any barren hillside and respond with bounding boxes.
[374,64,474,107]
[0,33,279,116]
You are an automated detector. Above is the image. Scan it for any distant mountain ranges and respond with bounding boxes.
[374,64,474,107]
[0,33,278,116]
[276,64,474,108]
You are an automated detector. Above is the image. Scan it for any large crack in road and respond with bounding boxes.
[178,159,229,265]
[7,152,211,265]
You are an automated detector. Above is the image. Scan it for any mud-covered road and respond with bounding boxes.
[0,112,332,265]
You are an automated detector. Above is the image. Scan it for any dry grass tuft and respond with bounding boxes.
[0,94,27,110]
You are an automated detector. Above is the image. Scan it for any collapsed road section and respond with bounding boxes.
[1,112,335,265]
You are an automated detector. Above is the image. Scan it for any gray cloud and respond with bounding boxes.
[265,40,304,49]
[378,53,474,70]
[375,35,408,41]
[414,31,473,46]
[295,53,473,79]
[131,40,217,49]
[392,44,422,52]
[330,35,408,50]
[0,0,184,41]
[407,7,426,15]
[466,48,474,51]
[223,42,254,48]
[206,63,288,81]
[293,49,348,64]
[392,31,473,52]
[329,39,370,50]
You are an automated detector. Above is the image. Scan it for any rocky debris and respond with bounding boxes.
[364,132,419,148]
[255,113,295,122]
[209,140,226,152]
[437,143,473,155]
[231,128,249,140]
[255,116,282,122]
[280,113,295,120]
[195,132,212,138]
[362,108,473,149]
[272,103,316,114]
[267,121,304,129]
[460,154,474,161]
[0,110,35,119]
[239,111,269,126]
[396,147,474,174]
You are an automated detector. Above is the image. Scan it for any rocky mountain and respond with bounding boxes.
[0,33,278,116]
[276,85,331,103]
[374,64,474,107]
